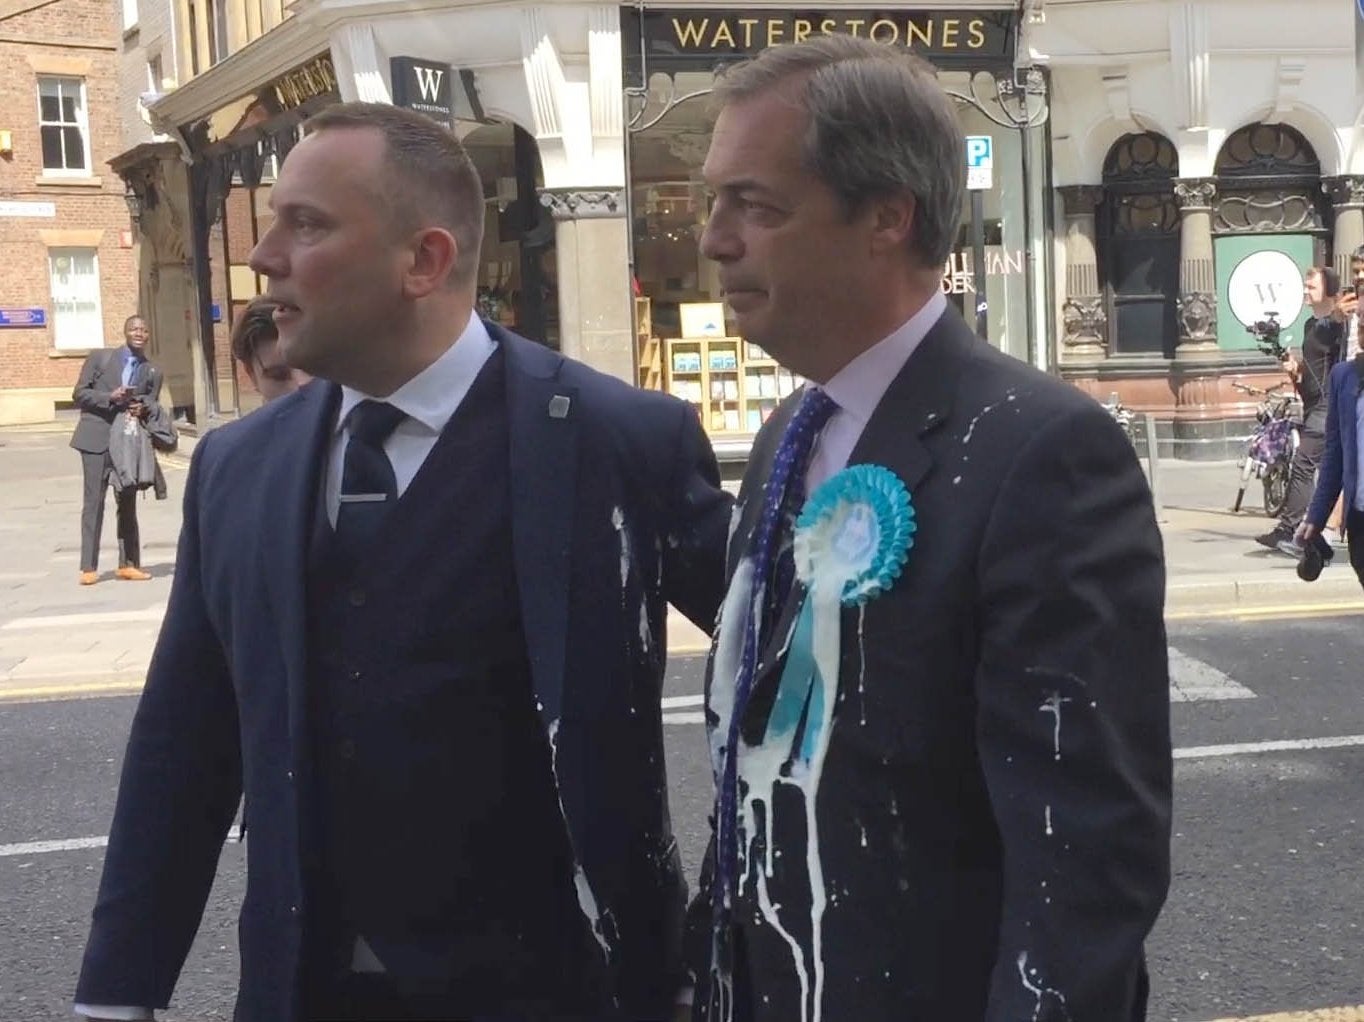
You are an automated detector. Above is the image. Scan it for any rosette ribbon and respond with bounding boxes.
[762,464,916,765]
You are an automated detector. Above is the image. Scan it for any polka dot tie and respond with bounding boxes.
[713,385,838,922]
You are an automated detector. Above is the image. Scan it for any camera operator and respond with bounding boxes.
[1257,265,1346,555]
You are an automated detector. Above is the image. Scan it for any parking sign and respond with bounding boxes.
[966,135,993,191]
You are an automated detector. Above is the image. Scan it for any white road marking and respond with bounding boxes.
[0,826,242,859]
[1169,648,1256,702]
[1174,735,1364,760]
[1,604,167,631]
[662,711,706,725]
[661,695,703,710]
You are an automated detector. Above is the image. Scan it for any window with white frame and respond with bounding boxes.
[48,249,104,350]
[122,0,138,30]
[37,77,90,175]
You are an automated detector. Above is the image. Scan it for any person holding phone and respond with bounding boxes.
[1257,266,1347,556]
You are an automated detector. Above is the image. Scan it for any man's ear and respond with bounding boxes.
[868,193,917,255]
[403,227,460,299]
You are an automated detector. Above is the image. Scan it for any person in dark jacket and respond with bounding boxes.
[69,315,163,585]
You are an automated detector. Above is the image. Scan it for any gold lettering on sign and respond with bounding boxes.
[673,17,708,47]
[272,55,337,110]
[906,20,933,47]
[738,18,758,47]
[968,19,986,48]
[845,17,865,36]
[711,19,735,46]
[793,18,813,41]
[767,19,785,45]
[941,19,960,47]
[869,18,898,43]
[820,18,837,36]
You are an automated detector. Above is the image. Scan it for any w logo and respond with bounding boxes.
[413,66,444,103]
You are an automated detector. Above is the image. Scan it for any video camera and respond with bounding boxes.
[1246,311,1288,361]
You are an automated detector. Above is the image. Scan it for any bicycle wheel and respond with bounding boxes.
[1263,460,1290,518]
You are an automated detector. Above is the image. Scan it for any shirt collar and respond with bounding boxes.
[820,289,946,423]
[335,311,496,436]
[124,345,144,363]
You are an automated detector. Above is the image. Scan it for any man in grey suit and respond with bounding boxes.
[70,315,163,585]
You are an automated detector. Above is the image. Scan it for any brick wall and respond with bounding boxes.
[0,0,142,415]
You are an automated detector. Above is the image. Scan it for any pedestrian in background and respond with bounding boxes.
[69,315,162,585]
[1257,266,1345,557]
[74,102,731,1022]
[231,295,311,403]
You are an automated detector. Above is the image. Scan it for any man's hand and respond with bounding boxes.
[1282,354,1301,382]
[1335,291,1359,321]
[1296,521,1320,545]
[109,385,131,406]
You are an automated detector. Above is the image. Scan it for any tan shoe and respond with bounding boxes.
[79,571,98,586]
[115,566,151,581]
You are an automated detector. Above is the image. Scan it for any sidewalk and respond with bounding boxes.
[1,427,1358,700]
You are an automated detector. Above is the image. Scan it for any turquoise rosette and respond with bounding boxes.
[761,465,914,767]
[793,464,915,606]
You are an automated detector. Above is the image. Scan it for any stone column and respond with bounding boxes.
[1326,176,1364,281]
[1058,185,1107,362]
[1173,177,1219,360]
[540,188,636,385]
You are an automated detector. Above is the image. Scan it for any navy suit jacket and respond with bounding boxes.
[76,324,732,1020]
[688,307,1171,1022]
[1306,356,1363,527]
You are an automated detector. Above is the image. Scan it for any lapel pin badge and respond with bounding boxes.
[548,395,571,419]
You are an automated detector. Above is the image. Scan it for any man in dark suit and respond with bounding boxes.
[70,315,162,584]
[684,37,1171,1022]
[75,103,730,1021]
[1298,342,1364,589]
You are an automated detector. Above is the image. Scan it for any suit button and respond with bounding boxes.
[348,668,363,683]
[338,739,357,760]
[348,588,366,607]
[286,769,295,782]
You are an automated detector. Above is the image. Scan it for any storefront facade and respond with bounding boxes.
[1037,0,1361,458]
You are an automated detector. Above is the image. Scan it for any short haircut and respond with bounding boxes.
[230,297,280,367]
[303,102,486,288]
[1308,265,1340,296]
[1352,243,1364,264]
[713,35,965,270]
[124,315,146,331]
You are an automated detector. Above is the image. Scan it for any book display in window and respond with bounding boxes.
[664,336,802,436]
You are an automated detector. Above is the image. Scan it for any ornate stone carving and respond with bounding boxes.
[1061,295,1107,355]
[1177,291,1218,342]
[1173,178,1217,211]
[1058,185,1104,215]
[1325,175,1364,209]
[539,189,626,221]
[1213,190,1322,234]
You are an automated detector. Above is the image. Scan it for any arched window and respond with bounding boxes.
[1100,132,1180,357]
[1213,123,1325,235]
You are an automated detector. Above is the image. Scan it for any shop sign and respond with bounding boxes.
[0,308,47,328]
[271,54,338,112]
[1214,234,1313,352]
[0,200,56,218]
[391,57,455,126]
[624,8,1017,77]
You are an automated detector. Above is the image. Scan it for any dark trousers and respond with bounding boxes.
[1279,424,1325,532]
[79,451,140,572]
[1349,509,1364,591]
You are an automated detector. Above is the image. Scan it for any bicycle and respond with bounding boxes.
[1230,380,1302,518]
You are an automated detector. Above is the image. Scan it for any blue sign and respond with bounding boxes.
[0,307,46,328]
[965,135,993,168]
[210,302,222,323]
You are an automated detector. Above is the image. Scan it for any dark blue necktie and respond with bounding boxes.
[714,385,838,922]
[333,400,406,562]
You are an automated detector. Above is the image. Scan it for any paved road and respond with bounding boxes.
[2,615,1363,1020]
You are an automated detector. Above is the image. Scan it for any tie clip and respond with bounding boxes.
[338,492,389,504]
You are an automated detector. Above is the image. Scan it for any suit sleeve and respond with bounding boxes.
[73,350,117,412]
[1307,367,1345,528]
[974,404,1172,1022]
[660,401,733,632]
[75,432,243,1009]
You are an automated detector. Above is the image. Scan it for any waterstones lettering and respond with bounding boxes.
[390,56,455,126]
[623,9,1016,75]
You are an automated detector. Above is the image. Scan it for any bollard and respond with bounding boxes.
[1143,412,1164,521]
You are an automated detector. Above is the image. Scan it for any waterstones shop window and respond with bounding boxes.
[37,77,90,175]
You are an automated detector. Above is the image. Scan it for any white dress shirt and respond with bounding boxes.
[805,289,947,492]
[74,312,496,1022]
